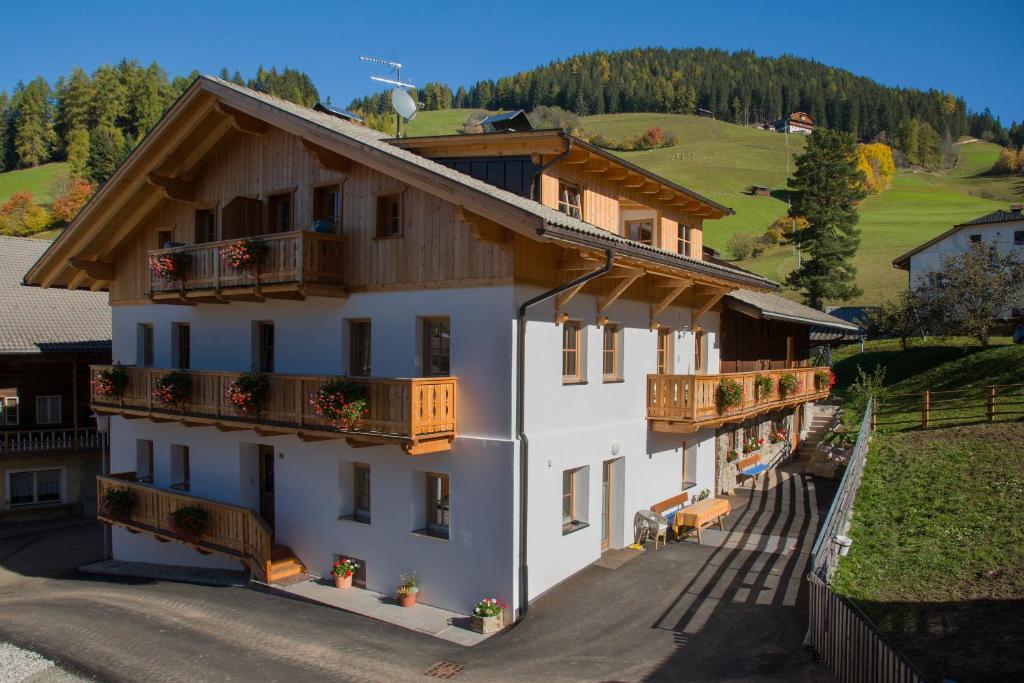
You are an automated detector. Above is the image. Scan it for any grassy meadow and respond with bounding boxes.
[0,162,69,205]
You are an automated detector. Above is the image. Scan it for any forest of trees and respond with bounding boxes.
[0,61,318,182]
[349,47,1017,155]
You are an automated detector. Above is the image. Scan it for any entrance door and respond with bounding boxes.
[259,445,275,533]
[601,460,613,551]
[791,409,802,454]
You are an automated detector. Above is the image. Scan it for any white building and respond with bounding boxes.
[893,205,1024,290]
[774,112,814,135]
[27,77,853,619]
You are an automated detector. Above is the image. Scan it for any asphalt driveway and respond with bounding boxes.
[0,466,835,682]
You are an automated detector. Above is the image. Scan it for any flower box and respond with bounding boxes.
[470,613,504,634]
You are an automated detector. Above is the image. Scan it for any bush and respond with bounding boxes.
[754,373,773,401]
[716,378,743,412]
[152,371,193,406]
[51,177,94,224]
[0,191,53,236]
[778,373,798,397]
[225,369,269,417]
[728,232,758,260]
[102,487,135,520]
[94,365,129,399]
[169,505,209,541]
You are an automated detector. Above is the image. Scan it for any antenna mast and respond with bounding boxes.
[360,55,412,136]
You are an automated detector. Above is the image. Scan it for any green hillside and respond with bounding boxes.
[402,109,493,137]
[0,162,69,205]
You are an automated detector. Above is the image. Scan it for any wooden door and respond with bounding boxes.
[786,337,796,369]
[791,408,801,454]
[601,460,613,551]
[259,445,275,533]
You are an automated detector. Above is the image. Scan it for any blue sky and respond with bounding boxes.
[2,0,1021,124]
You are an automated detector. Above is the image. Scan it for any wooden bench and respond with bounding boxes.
[672,497,731,544]
[737,453,769,488]
[648,491,690,548]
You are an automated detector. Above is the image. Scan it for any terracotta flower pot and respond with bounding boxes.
[334,573,353,589]
[399,592,417,608]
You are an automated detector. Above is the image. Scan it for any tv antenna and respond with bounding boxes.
[360,56,417,137]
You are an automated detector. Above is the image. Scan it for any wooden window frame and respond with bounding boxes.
[266,190,295,234]
[2,396,19,426]
[353,463,371,522]
[139,324,155,368]
[562,320,583,384]
[625,219,654,246]
[657,328,674,375]
[375,192,403,239]
[155,228,174,250]
[677,223,694,257]
[557,180,583,220]
[425,472,450,539]
[194,208,217,244]
[172,323,190,370]
[348,319,371,377]
[422,317,451,378]
[136,439,154,484]
[602,324,622,382]
[313,183,344,234]
[561,467,588,534]
[694,330,705,375]
[5,467,64,508]
[255,322,275,374]
[170,445,190,492]
[35,395,61,426]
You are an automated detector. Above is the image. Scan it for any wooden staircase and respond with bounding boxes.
[268,544,306,583]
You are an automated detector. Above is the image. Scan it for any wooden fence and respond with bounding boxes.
[0,427,100,455]
[807,399,926,682]
[874,383,1024,431]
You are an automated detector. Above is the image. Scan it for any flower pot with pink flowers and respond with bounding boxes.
[225,369,269,418]
[470,597,507,634]
[220,238,269,275]
[309,378,368,431]
[331,557,359,589]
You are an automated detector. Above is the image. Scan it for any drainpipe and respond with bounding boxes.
[516,248,613,618]
[529,138,574,202]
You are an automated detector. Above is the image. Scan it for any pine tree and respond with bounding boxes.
[90,65,128,128]
[55,67,94,149]
[785,130,866,309]
[66,127,90,178]
[0,91,9,172]
[87,123,126,185]
[10,77,55,167]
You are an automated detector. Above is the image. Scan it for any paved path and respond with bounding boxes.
[0,470,834,682]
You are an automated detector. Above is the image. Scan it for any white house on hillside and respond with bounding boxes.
[26,76,854,619]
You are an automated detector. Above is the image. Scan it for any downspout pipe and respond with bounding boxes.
[529,138,573,202]
[516,248,613,618]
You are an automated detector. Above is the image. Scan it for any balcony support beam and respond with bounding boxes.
[146,173,196,202]
[693,287,729,324]
[651,279,693,318]
[69,258,115,281]
[598,269,643,313]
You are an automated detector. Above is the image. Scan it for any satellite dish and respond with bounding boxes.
[391,87,418,121]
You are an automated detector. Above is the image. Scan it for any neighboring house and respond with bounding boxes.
[26,76,853,618]
[774,112,814,134]
[893,206,1024,296]
[1,236,111,521]
[478,110,534,133]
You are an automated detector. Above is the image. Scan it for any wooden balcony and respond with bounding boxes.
[1,427,101,456]
[647,366,829,433]
[97,473,273,581]
[90,366,457,454]
[148,230,345,303]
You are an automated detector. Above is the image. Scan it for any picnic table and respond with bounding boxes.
[672,497,731,544]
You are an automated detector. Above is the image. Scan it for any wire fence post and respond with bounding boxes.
[987,385,996,423]
[922,390,930,429]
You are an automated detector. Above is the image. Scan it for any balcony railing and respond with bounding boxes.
[97,473,272,581]
[148,230,345,302]
[1,427,101,455]
[90,366,457,454]
[647,366,828,431]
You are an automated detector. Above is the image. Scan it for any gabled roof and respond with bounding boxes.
[25,76,775,292]
[893,207,1024,269]
[0,236,111,354]
[725,288,860,332]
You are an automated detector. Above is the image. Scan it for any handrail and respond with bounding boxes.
[1,427,101,454]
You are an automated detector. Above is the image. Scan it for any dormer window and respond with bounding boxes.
[626,220,654,246]
[558,181,582,220]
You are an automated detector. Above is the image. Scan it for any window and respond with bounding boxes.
[677,223,695,257]
[969,234,982,243]
[349,320,371,377]
[375,193,402,238]
[562,321,583,383]
[694,330,705,374]
[172,323,190,369]
[681,442,697,490]
[561,466,589,534]
[1014,231,1024,246]
[267,193,292,233]
[156,229,173,249]
[557,181,582,219]
[353,463,371,522]
[7,469,62,507]
[626,220,654,246]
[139,324,154,367]
[423,317,451,377]
[35,396,61,425]
[657,328,673,374]
[194,209,216,243]
[136,440,154,483]
[602,324,622,381]
[170,445,190,491]
[425,472,449,538]
[314,185,343,232]
[2,395,19,426]
[255,322,275,373]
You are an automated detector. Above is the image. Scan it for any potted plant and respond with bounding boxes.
[778,373,798,398]
[94,365,129,400]
[148,251,192,284]
[331,558,359,589]
[769,429,788,444]
[716,378,743,413]
[168,505,209,544]
[693,488,711,502]
[153,371,192,408]
[726,449,739,463]
[753,373,773,402]
[309,379,368,430]
[220,238,269,275]
[815,369,835,393]
[225,369,269,417]
[102,487,135,521]
[470,597,507,634]
[397,571,420,607]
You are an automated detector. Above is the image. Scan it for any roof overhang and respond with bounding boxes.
[724,294,861,332]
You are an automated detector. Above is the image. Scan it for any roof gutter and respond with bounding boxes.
[516,249,613,619]
[529,139,574,203]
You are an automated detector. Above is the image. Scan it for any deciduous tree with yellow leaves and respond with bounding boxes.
[856,143,895,194]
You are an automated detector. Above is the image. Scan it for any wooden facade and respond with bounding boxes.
[719,308,811,373]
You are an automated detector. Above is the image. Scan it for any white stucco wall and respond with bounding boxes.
[908,218,1024,291]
